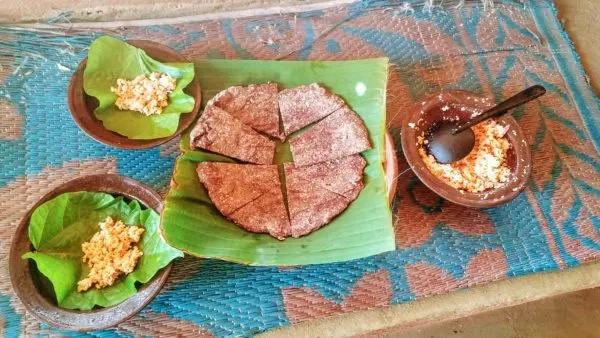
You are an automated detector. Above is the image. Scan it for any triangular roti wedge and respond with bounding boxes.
[278,83,345,136]
[197,162,290,239]
[289,106,371,166]
[284,161,364,238]
[228,189,291,240]
[190,105,275,164]
[196,162,278,215]
[285,155,366,200]
[210,83,283,140]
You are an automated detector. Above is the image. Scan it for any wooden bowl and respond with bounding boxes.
[9,174,171,331]
[400,90,532,208]
[68,40,201,149]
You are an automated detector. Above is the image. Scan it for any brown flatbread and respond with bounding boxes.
[279,83,345,136]
[284,162,356,238]
[197,162,290,239]
[285,155,366,200]
[196,162,278,215]
[190,105,275,164]
[210,83,283,140]
[289,106,371,166]
[229,190,291,240]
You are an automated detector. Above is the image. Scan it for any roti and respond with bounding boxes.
[228,190,291,240]
[284,162,357,238]
[197,162,290,239]
[190,105,275,164]
[284,155,366,200]
[289,106,371,166]
[210,83,283,140]
[278,83,345,136]
[196,162,278,215]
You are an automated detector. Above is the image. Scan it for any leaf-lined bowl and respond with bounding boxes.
[9,174,182,331]
[68,37,202,149]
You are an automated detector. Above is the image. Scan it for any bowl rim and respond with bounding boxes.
[9,174,172,331]
[400,89,532,208]
[67,39,202,150]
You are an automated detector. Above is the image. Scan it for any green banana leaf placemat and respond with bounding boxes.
[161,58,394,266]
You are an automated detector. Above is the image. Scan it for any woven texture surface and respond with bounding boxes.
[1,0,600,336]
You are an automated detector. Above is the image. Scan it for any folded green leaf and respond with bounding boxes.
[23,191,183,310]
[161,58,395,266]
[83,35,195,139]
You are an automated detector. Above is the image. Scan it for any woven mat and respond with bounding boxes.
[1,0,599,336]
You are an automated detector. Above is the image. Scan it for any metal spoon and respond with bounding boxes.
[425,85,546,164]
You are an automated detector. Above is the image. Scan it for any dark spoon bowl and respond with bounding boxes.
[401,90,532,208]
[9,174,172,331]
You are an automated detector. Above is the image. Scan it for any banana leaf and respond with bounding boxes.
[23,192,183,310]
[161,58,394,266]
[83,36,195,139]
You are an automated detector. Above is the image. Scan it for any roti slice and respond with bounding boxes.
[190,105,275,164]
[284,162,360,238]
[289,106,371,166]
[210,83,283,140]
[285,155,366,200]
[196,162,278,215]
[228,189,291,240]
[197,162,290,240]
[279,83,345,136]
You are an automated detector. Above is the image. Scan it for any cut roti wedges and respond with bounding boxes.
[279,83,345,136]
[289,106,371,166]
[284,162,360,238]
[190,105,275,164]
[210,83,283,140]
[196,162,290,239]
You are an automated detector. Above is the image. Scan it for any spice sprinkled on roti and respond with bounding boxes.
[196,162,290,239]
[211,83,283,140]
[289,106,371,166]
[279,83,345,136]
[190,105,275,164]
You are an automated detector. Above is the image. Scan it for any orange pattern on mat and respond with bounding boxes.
[282,270,392,324]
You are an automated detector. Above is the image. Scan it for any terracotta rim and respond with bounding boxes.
[67,40,201,150]
[400,90,532,208]
[384,131,399,204]
[9,174,172,331]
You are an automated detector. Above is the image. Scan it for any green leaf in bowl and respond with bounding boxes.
[83,35,195,139]
[160,58,395,266]
[22,191,183,310]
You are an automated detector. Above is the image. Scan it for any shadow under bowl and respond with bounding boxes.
[68,40,201,150]
[400,90,532,208]
[9,174,171,331]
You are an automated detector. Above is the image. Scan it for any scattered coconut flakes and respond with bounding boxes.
[77,217,145,292]
[441,105,450,112]
[418,119,511,193]
[408,122,416,128]
[111,72,176,116]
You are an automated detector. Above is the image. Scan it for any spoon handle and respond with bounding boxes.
[452,85,546,134]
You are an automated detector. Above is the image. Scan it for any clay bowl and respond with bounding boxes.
[68,40,201,150]
[385,131,399,204]
[9,174,171,331]
[401,90,531,208]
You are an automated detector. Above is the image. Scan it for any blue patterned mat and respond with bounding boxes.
[0,0,599,336]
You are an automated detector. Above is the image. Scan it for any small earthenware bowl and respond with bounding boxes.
[385,131,399,204]
[68,40,201,150]
[9,174,171,331]
[401,90,532,208]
